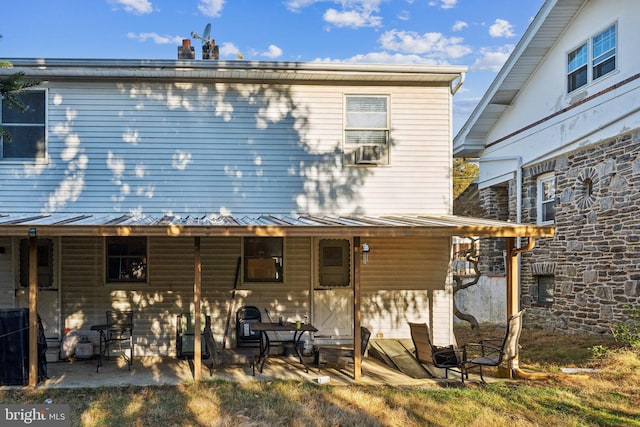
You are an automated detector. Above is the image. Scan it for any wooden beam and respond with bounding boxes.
[28,235,38,387]
[353,237,362,381]
[193,237,202,381]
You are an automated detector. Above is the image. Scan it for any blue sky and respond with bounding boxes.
[0,0,545,132]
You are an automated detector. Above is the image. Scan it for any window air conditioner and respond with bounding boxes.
[355,145,384,164]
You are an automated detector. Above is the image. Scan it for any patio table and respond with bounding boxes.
[90,320,133,373]
[250,322,317,373]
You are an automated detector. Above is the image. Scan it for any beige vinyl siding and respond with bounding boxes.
[60,235,313,356]
[360,237,450,291]
[359,236,451,340]
[1,82,452,216]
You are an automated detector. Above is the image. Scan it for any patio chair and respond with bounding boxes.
[105,310,134,370]
[408,322,465,383]
[236,306,262,348]
[313,326,371,368]
[461,309,525,383]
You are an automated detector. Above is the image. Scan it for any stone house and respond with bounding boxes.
[454,0,640,334]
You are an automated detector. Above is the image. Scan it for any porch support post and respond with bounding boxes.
[353,237,362,381]
[28,233,38,387]
[505,236,536,378]
[505,237,517,319]
[193,236,202,381]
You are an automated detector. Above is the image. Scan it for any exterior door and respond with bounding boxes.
[15,238,60,349]
[312,239,353,343]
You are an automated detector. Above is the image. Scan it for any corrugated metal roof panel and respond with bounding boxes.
[0,212,555,239]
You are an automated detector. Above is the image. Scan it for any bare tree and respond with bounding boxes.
[453,238,480,333]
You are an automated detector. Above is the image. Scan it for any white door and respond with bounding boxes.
[15,238,60,350]
[312,239,353,343]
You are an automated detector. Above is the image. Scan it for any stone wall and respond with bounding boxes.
[480,129,640,334]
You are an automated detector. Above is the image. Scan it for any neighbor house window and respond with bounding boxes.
[19,238,54,288]
[318,239,350,287]
[567,42,588,92]
[344,95,389,165]
[535,275,554,306]
[567,23,616,93]
[537,173,555,225]
[106,237,147,282]
[592,24,616,80]
[244,237,283,282]
[1,90,46,160]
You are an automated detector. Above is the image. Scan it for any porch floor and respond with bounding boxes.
[12,354,451,389]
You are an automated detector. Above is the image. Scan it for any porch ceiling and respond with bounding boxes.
[0,213,554,238]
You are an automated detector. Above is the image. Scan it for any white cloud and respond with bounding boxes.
[379,29,471,60]
[127,32,183,45]
[323,8,382,28]
[452,20,468,31]
[471,45,515,71]
[219,42,241,57]
[314,51,441,66]
[398,10,410,21]
[285,0,319,12]
[198,0,225,18]
[261,45,283,59]
[489,19,515,38]
[109,0,153,15]
[429,0,457,9]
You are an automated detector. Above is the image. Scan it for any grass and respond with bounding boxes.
[2,326,639,427]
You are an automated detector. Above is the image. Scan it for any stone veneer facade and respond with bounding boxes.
[480,130,640,334]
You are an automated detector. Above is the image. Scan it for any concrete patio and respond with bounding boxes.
[4,353,449,390]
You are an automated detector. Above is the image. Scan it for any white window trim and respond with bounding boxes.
[343,94,390,166]
[566,22,618,95]
[537,173,555,225]
[0,88,49,164]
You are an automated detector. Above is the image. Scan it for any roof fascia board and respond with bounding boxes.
[454,0,575,151]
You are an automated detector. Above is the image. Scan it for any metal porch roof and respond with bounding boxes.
[0,213,554,238]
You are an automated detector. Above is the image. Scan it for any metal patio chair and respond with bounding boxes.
[408,321,465,383]
[461,309,525,383]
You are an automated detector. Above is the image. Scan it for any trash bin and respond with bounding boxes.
[0,308,47,385]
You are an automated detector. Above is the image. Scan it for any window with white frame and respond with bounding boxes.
[106,237,147,283]
[243,237,283,283]
[344,95,389,166]
[1,90,46,160]
[567,23,616,93]
[537,173,556,225]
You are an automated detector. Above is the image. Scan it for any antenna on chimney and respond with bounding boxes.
[191,23,219,60]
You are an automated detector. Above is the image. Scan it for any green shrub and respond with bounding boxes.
[612,306,640,349]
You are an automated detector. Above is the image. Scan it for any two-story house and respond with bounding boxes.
[0,57,552,382]
[454,0,639,334]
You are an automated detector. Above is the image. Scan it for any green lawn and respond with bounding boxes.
[2,326,639,427]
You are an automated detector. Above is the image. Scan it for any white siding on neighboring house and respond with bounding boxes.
[479,0,640,188]
[0,82,452,217]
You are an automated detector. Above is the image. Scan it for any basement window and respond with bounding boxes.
[534,275,554,306]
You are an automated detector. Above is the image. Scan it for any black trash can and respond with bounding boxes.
[0,308,47,385]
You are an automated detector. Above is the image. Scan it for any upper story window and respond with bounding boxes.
[537,173,556,225]
[106,237,148,283]
[244,237,283,283]
[344,95,390,166]
[567,23,617,93]
[1,90,46,161]
[592,25,616,80]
